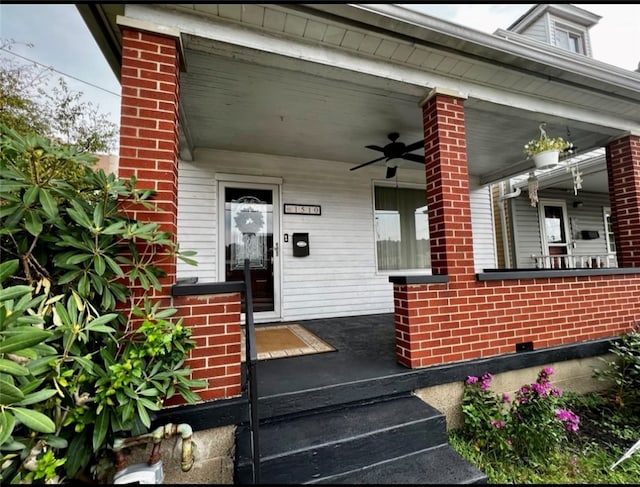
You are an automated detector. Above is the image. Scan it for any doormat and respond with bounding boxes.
[241,324,335,361]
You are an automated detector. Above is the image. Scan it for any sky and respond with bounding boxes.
[1,3,639,133]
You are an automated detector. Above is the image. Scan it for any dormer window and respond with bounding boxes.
[554,24,585,54]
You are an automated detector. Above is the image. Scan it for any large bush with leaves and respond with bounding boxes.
[593,325,640,412]
[0,125,202,483]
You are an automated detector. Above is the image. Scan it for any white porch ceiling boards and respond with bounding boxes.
[82,3,640,192]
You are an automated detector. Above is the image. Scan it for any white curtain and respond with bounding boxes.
[374,186,430,271]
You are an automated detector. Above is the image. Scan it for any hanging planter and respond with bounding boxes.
[523,123,571,170]
[532,149,560,169]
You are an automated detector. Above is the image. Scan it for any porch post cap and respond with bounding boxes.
[116,15,187,71]
[419,87,467,106]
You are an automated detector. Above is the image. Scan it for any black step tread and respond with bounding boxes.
[244,394,443,460]
[306,444,488,484]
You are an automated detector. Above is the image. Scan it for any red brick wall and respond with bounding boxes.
[393,275,640,368]
[118,28,241,402]
[164,293,243,405]
[393,92,640,369]
[607,135,640,267]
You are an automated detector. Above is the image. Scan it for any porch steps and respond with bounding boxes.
[234,393,486,484]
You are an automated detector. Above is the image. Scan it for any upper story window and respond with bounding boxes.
[554,24,585,54]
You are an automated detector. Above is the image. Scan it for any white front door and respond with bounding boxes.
[218,180,281,321]
[538,199,572,268]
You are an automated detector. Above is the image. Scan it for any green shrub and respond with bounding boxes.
[593,326,640,411]
[0,124,202,483]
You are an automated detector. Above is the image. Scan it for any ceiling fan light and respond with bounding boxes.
[385,165,397,179]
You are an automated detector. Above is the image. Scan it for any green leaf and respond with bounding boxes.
[72,355,95,374]
[66,254,92,265]
[16,389,57,406]
[67,200,93,228]
[0,379,24,404]
[43,435,68,449]
[137,396,161,411]
[38,188,58,220]
[102,221,125,235]
[103,255,125,278]
[66,431,91,477]
[0,359,30,377]
[0,285,33,302]
[0,410,16,446]
[25,211,43,237]
[0,329,51,354]
[85,313,118,331]
[138,388,160,397]
[135,400,151,428]
[93,201,104,229]
[92,408,109,452]
[0,260,19,284]
[22,185,39,206]
[94,255,106,276]
[12,407,55,433]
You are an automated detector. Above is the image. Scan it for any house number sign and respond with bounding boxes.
[284,204,321,215]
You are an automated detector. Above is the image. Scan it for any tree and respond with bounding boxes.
[0,39,118,154]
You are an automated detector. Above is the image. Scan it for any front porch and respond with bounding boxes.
[157,312,614,425]
[155,312,615,483]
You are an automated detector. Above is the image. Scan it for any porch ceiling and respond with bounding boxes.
[78,3,637,195]
[179,40,614,193]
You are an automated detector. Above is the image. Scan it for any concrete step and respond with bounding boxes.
[235,393,486,484]
[308,445,488,484]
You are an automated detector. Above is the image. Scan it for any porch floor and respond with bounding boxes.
[254,313,409,399]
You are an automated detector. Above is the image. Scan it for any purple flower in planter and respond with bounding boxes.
[465,376,478,385]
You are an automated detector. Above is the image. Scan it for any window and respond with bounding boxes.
[374,185,430,272]
[554,24,585,54]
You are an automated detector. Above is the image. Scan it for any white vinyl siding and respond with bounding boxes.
[469,176,497,272]
[510,189,611,268]
[518,15,550,44]
[177,149,496,320]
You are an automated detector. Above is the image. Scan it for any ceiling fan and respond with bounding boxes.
[350,132,425,178]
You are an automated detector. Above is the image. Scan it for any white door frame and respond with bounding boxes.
[538,198,573,268]
[216,174,282,322]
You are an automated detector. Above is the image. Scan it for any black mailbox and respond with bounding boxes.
[292,233,309,257]
[581,230,600,240]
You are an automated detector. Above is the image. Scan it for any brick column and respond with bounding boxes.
[392,88,475,368]
[606,134,640,267]
[420,87,474,280]
[117,26,241,401]
[119,27,181,297]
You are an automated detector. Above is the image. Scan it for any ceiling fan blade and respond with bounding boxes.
[403,139,425,152]
[402,153,425,163]
[385,165,397,179]
[349,155,386,171]
[365,145,385,152]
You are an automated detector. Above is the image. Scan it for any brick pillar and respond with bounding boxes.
[117,27,242,401]
[420,88,474,280]
[606,134,640,267]
[119,27,181,298]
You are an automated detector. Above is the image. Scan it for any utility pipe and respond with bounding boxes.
[113,423,194,473]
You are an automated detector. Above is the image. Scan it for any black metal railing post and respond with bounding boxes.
[243,258,260,483]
